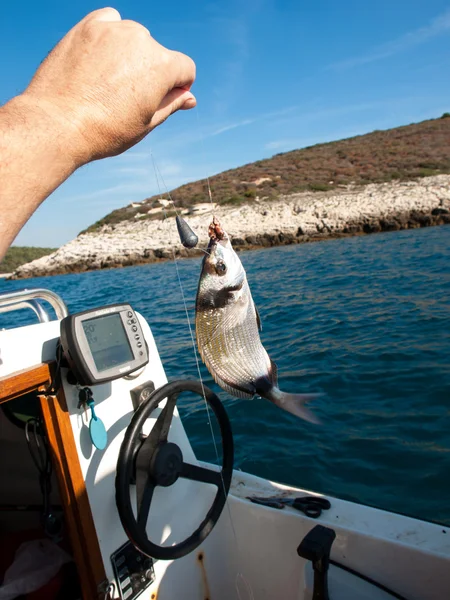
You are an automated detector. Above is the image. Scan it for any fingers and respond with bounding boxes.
[161,88,197,115]
[150,88,197,129]
[82,9,195,95]
[30,6,198,161]
[180,95,197,110]
[85,7,122,22]
[167,50,196,90]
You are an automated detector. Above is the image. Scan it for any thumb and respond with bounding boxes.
[150,88,197,129]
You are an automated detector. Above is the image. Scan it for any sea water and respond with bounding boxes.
[2,225,449,524]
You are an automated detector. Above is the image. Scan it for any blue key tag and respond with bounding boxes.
[87,398,107,450]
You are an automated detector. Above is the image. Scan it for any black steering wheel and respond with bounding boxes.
[115,379,234,560]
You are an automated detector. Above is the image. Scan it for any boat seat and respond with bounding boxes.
[298,525,336,600]
[298,525,408,600]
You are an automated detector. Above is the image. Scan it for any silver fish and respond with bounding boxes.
[195,217,320,424]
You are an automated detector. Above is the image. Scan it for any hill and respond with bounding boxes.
[83,113,450,233]
[0,246,57,274]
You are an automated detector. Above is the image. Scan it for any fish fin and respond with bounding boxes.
[267,389,322,424]
[255,304,262,331]
[269,359,278,387]
[213,373,255,400]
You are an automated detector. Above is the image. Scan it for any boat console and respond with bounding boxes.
[1,289,449,600]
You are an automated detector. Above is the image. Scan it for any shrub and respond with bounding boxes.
[78,114,450,228]
[308,183,333,192]
[0,247,57,273]
[415,168,440,178]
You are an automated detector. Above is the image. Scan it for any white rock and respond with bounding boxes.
[11,175,450,279]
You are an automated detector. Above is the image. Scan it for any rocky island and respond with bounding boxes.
[8,116,450,279]
[9,175,450,279]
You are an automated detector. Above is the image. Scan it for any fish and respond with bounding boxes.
[195,217,321,424]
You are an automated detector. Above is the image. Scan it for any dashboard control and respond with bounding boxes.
[111,541,156,600]
[60,303,149,385]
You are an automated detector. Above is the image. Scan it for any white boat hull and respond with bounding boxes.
[1,306,449,600]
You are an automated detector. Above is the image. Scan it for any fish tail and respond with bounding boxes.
[267,388,322,424]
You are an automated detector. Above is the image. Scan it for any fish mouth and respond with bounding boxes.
[206,235,220,255]
[208,216,229,243]
[206,233,230,256]
[204,217,232,263]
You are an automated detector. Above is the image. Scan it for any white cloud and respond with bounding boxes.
[64,183,153,204]
[266,96,440,132]
[265,139,295,150]
[329,8,450,70]
[116,167,151,175]
[210,105,298,137]
[211,118,255,136]
[264,100,450,153]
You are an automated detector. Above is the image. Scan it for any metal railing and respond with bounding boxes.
[0,289,69,323]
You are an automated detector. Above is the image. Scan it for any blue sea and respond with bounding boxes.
[2,226,450,525]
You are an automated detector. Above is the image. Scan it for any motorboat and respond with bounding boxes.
[0,288,448,600]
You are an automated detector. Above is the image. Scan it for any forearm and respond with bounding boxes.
[0,95,79,259]
[0,8,196,260]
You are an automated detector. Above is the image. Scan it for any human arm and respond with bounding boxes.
[0,7,196,259]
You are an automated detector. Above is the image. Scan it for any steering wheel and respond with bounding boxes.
[115,379,234,560]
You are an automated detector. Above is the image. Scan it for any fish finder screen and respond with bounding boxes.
[82,314,134,372]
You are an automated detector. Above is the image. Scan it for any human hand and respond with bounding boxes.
[19,7,196,166]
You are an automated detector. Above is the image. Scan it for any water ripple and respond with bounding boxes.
[1,226,450,524]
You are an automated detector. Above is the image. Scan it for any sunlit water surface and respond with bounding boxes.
[2,225,449,524]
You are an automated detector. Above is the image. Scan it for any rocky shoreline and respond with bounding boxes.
[10,175,450,280]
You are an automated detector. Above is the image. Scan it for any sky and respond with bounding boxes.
[1,0,450,247]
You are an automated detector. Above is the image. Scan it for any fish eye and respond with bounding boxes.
[215,260,227,275]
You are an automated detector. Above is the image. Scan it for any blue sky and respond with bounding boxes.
[1,0,450,247]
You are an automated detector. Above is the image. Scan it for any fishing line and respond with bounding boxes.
[150,150,221,463]
[150,149,254,600]
[195,106,215,211]
[151,153,212,254]
[150,153,180,217]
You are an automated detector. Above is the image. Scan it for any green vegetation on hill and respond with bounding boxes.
[82,114,450,233]
[0,247,57,273]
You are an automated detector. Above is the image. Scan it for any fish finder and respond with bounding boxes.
[60,304,149,385]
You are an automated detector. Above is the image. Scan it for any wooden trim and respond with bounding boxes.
[0,363,107,599]
[39,388,107,600]
[0,363,53,404]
